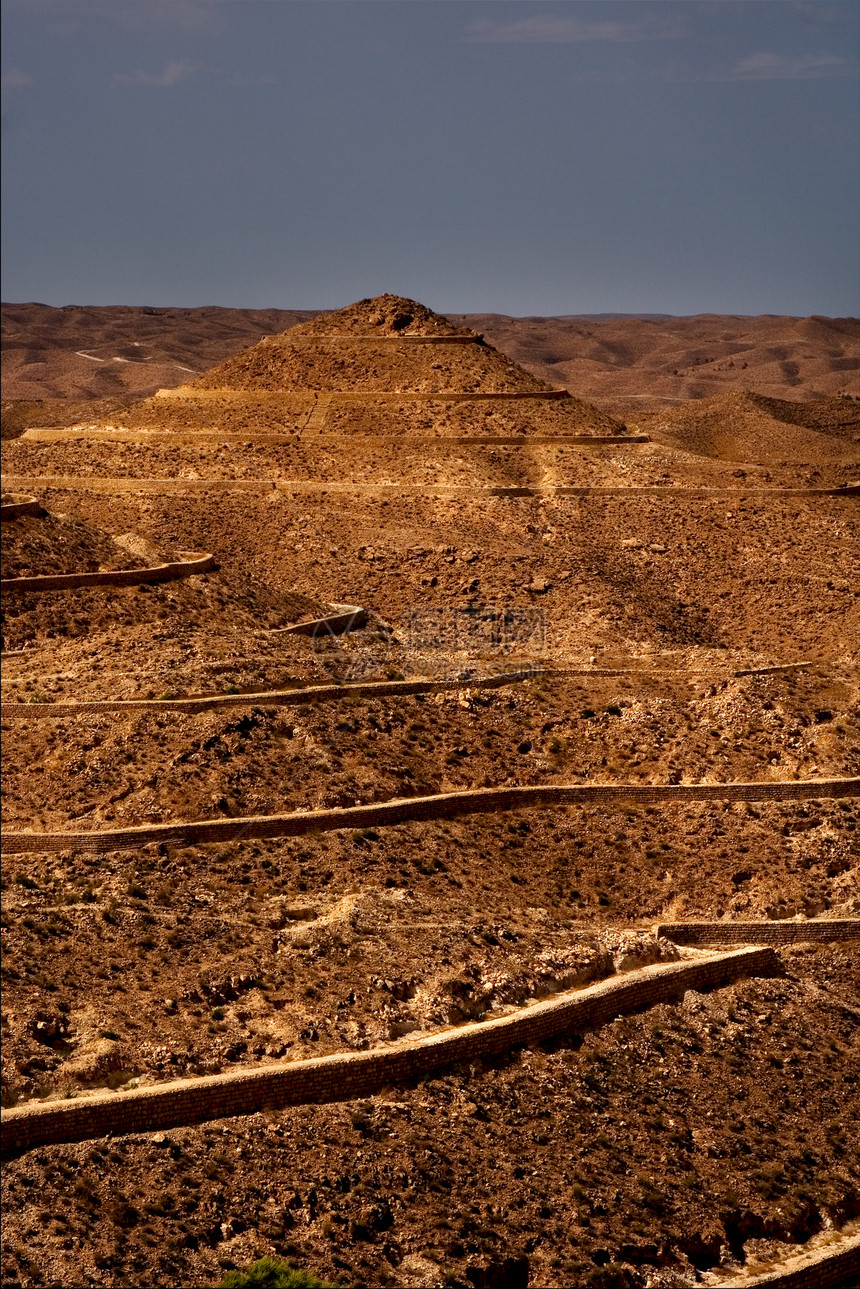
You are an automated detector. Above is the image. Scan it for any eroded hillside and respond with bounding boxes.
[1,296,858,1289]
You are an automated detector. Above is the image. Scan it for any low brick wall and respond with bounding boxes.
[0,668,536,721]
[712,1232,860,1288]
[554,485,860,498]
[733,662,812,676]
[20,428,650,446]
[2,475,278,495]
[0,663,816,722]
[0,947,777,1153]
[315,390,573,402]
[293,335,482,344]
[283,603,367,637]
[153,386,571,402]
[1,552,216,594]
[5,474,855,499]
[656,921,860,946]
[3,779,856,856]
[0,496,44,520]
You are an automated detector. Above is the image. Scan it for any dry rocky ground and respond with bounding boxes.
[1,296,858,1288]
[4,300,859,413]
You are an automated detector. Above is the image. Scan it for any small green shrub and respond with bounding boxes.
[219,1257,338,1288]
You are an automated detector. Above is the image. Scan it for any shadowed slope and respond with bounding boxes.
[647,390,860,462]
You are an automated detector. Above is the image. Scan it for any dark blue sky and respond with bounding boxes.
[2,0,858,315]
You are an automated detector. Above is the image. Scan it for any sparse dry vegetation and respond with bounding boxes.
[1,296,858,1288]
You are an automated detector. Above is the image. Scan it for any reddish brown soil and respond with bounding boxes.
[452,312,860,420]
[1,304,318,403]
[4,299,859,415]
[2,948,858,1289]
[1,295,858,1289]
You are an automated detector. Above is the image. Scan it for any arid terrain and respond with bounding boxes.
[3,301,859,426]
[1,295,858,1289]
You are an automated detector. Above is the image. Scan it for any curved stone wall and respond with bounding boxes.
[711,1233,860,1289]
[0,495,44,520]
[282,602,367,637]
[0,946,777,1153]
[3,778,856,856]
[0,552,217,594]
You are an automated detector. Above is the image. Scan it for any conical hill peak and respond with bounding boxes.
[293,294,474,338]
[189,294,556,394]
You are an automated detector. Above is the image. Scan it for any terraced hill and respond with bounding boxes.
[1,295,858,1289]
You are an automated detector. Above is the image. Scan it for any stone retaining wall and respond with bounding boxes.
[0,496,43,520]
[656,921,860,946]
[733,663,813,677]
[281,603,367,637]
[287,390,574,402]
[0,669,536,720]
[5,475,855,499]
[711,1233,860,1288]
[553,485,860,498]
[20,429,649,446]
[0,662,813,722]
[3,778,856,856]
[1,553,216,594]
[289,334,483,344]
[2,475,276,495]
[161,388,572,402]
[0,947,777,1153]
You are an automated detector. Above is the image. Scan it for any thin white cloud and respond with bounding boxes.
[2,67,36,90]
[463,14,681,45]
[730,51,856,80]
[113,60,199,88]
[7,0,223,37]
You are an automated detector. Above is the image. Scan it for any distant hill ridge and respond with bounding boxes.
[2,300,858,416]
[64,294,626,437]
[651,388,860,462]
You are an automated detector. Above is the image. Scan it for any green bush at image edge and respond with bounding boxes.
[219,1256,338,1288]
